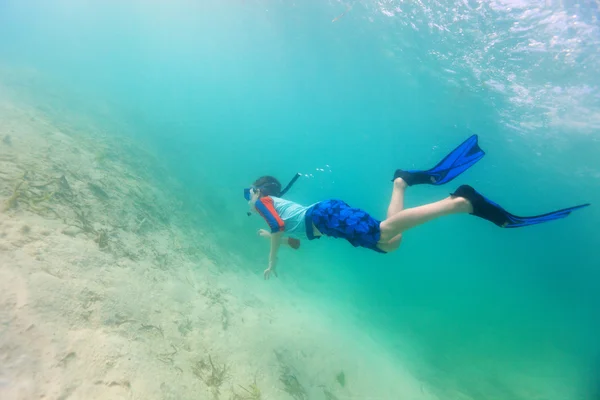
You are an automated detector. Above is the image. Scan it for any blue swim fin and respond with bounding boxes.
[394,134,485,186]
[452,184,590,228]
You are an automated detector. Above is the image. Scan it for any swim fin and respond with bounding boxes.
[452,184,590,228]
[393,134,485,186]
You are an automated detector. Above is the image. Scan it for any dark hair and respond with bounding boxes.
[253,176,282,197]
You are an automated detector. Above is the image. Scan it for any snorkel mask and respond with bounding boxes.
[243,187,255,202]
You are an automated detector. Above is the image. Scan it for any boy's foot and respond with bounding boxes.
[393,134,485,186]
[452,185,509,227]
[452,184,590,228]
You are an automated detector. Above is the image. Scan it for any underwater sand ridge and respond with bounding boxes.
[0,76,437,400]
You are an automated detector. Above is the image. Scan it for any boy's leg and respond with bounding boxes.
[380,178,407,250]
[379,195,472,242]
[387,178,407,217]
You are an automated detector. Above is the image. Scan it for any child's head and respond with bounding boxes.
[251,176,282,197]
[244,173,302,203]
[244,175,282,202]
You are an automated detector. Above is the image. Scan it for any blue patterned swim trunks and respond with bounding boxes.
[306,199,385,253]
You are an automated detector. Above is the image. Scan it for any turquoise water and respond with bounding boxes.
[1,0,599,398]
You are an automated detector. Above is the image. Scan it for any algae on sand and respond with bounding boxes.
[88,182,110,200]
[2,171,62,215]
[274,350,308,400]
[335,371,345,387]
[230,379,262,400]
[3,178,26,212]
[279,370,307,400]
[322,386,340,400]
[193,355,229,397]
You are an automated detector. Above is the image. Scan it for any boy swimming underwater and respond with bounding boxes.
[244,135,590,280]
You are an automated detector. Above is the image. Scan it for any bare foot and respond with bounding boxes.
[454,196,474,213]
[393,177,408,190]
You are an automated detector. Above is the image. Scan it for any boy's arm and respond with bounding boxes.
[253,197,285,233]
[265,231,283,279]
[253,197,286,279]
[258,229,300,249]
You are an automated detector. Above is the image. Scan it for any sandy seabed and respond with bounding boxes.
[0,74,437,400]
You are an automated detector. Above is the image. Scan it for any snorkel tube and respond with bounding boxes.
[278,173,301,197]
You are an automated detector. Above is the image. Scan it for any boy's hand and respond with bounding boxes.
[258,229,271,238]
[259,229,300,250]
[263,266,277,280]
[287,237,300,249]
[264,258,278,280]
